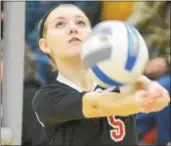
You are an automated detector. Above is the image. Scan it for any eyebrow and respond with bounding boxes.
[53,16,65,20]
[51,15,86,23]
[75,15,85,19]
[50,17,65,24]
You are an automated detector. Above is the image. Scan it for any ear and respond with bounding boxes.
[39,38,52,54]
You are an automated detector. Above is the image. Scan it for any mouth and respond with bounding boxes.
[68,37,82,43]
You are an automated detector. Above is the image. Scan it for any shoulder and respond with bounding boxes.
[36,80,76,95]
[32,80,79,108]
[23,79,42,104]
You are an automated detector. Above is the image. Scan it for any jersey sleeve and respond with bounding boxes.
[32,84,87,126]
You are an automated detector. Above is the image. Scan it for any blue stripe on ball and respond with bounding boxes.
[92,65,124,86]
[124,24,140,71]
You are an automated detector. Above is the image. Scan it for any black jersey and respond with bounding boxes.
[33,74,138,145]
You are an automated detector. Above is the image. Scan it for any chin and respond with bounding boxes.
[69,46,81,56]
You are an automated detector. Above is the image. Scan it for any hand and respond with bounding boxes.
[132,76,170,113]
[146,81,170,112]
[144,57,168,79]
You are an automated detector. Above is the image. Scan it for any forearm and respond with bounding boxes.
[97,92,141,116]
[82,92,141,118]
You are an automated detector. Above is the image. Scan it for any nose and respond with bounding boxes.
[69,22,78,34]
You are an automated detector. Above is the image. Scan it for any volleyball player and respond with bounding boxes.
[32,4,170,145]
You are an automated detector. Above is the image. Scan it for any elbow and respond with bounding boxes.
[82,92,118,118]
[82,100,94,118]
[82,103,100,118]
[82,108,91,118]
[82,92,101,118]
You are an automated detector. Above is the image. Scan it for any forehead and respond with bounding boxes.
[47,6,88,22]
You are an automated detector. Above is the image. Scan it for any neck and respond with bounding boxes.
[56,57,94,91]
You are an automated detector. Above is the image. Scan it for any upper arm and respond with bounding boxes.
[32,86,87,125]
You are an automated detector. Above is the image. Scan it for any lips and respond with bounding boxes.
[68,37,81,43]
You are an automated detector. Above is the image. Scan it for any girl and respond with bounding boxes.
[33,4,170,145]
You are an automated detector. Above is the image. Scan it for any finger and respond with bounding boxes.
[152,83,170,104]
[143,103,164,113]
[161,93,170,103]
[142,91,160,104]
[137,90,158,104]
[151,98,169,112]
[147,81,163,97]
[141,95,170,113]
[158,87,170,102]
[157,97,169,107]
[141,103,156,113]
[144,96,157,104]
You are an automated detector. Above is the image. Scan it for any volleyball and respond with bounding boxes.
[81,20,149,88]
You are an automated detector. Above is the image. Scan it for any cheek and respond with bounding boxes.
[47,31,68,57]
[47,31,68,53]
[82,28,91,41]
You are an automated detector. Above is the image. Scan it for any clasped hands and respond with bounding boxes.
[131,75,170,113]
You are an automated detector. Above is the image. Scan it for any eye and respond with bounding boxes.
[55,21,65,28]
[77,20,86,26]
